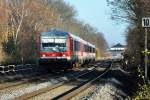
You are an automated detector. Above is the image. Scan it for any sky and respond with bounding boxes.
[64,0,127,47]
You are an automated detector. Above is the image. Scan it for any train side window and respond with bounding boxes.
[74,40,76,51]
[88,46,90,52]
[86,45,89,52]
[75,40,76,51]
[70,38,73,51]
[92,48,94,53]
[90,47,92,52]
[77,41,80,51]
[74,40,79,51]
[77,41,79,51]
[75,41,77,51]
[84,45,86,52]
[90,47,91,52]
[93,48,95,53]
[85,45,88,52]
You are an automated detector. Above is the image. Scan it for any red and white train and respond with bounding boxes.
[38,29,96,70]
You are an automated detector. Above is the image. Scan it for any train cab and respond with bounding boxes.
[38,29,96,70]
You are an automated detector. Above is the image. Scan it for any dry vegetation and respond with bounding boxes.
[0,0,107,64]
[107,0,150,98]
[107,0,150,68]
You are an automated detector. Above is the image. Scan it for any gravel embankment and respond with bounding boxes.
[0,68,91,100]
[79,78,128,100]
[0,77,68,100]
[73,67,138,100]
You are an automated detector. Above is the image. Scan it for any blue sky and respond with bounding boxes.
[64,0,127,46]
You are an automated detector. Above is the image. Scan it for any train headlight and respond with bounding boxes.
[42,54,46,57]
[62,54,66,57]
[52,54,55,56]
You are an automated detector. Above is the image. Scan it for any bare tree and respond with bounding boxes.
[107,0,150,69]
[0,0,108,64]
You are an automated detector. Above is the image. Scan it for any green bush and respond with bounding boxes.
[133,83,150,100]
[132,66,150,100]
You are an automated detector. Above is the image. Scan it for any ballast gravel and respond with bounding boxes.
[0,77,69,100]
[71,78,128,100]
[72,67,135,100]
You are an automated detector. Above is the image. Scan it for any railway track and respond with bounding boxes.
[0,66,95,91]
[52,62,112,100]
[0,66,96,100]
[0,64,49,83]
[14,68,95,100]
[13,61,112,100]
[0,73,53,91]
[0,66,52,91]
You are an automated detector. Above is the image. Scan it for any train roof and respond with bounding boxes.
[70,33,95,48]
[40,29,95,48]
[40,29,68,37]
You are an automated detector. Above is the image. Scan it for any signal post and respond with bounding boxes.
[142,17,150,81]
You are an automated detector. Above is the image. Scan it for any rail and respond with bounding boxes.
[52,61,113,100]
[15,68,96,100]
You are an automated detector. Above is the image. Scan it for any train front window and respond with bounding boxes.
[41,38,67,52]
